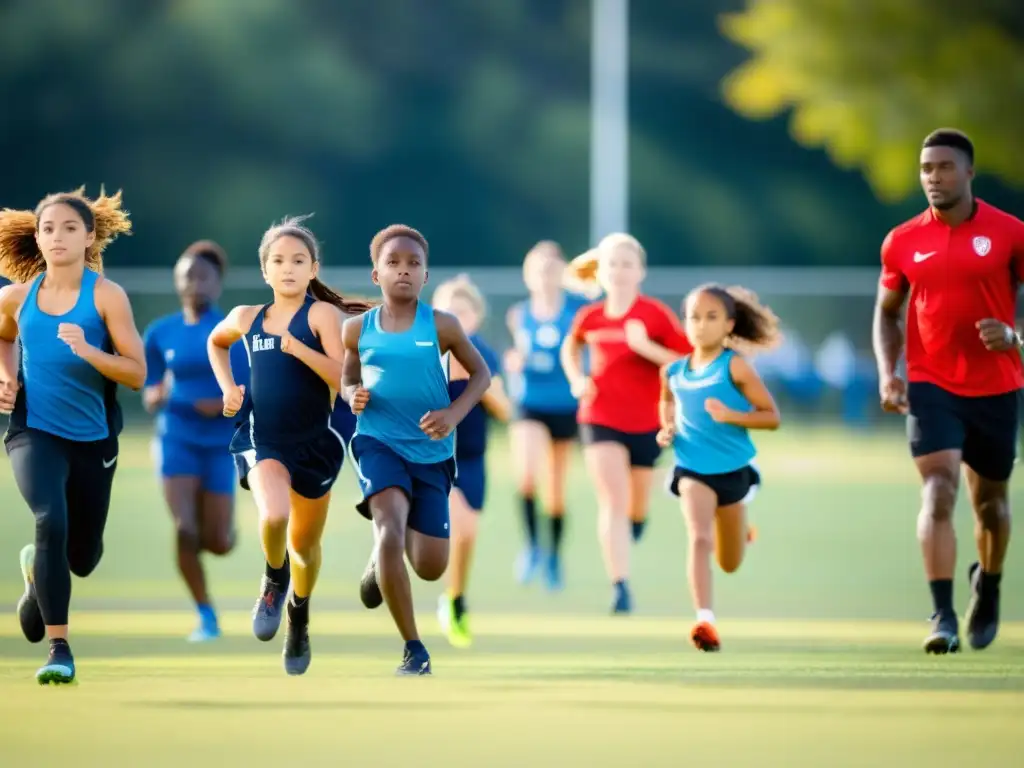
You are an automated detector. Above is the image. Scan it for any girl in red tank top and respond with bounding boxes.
[561,234,691,614]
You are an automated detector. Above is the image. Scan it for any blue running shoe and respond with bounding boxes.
[923,612,961,654]
[515,545,541,585]
[17,544,44,644]
[36,639,75,685]
[252,575,288,642]
[611,581,632,615]
[396,645,432,676]
[543,552,564,592]
[188,607,221,643]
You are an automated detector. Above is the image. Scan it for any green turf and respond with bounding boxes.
[0,425,1022,765]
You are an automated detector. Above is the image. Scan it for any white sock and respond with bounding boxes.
[696,609,716,625]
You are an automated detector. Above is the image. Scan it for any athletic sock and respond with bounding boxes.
[980,571,1002,596]
[265,554,289,585]
[929,579,954,618]
[452,594,466,621]
[549,515,565,555]
[289,594,309,624]
[696,609,716,625]
[197,603,217,624]
[521,496,538,547]
[631,519,646,542]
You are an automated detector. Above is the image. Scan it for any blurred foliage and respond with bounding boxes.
[1,0,1022,271]
[721,0,1024,201]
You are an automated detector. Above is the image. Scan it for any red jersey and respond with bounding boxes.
[879,199,1024,397]
[570,295,692,432]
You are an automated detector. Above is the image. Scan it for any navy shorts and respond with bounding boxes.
[668,464,761,507]
[580,423,661,468]
[350,434,456,539]
[153,437,236,495]
[515,407,578,442]
[454,453,486,511]
[232,428,345,500]
[907,381,1019,482]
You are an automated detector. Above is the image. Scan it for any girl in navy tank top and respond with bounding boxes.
[657,284,782,653]
[207,215,372,677]
[430,274,511,649]
[0,189,146,686]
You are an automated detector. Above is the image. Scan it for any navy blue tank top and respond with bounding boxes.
[242,297,332,445]
[11,270,121,441]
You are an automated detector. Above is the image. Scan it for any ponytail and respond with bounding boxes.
[0,187,130,282]
[308,276,376,315]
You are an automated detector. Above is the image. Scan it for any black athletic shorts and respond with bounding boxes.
[515,407,578,442]
[668,465,761,507]
[907,381,1019,482]
[579,423,661,468]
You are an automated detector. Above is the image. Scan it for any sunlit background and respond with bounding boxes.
[1,1,1023,766]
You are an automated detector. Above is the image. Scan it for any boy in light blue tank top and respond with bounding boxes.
[657,284,782,653]
[342,224,492,676]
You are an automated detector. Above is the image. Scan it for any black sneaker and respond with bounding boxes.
[282,601,311,676]
[396,646,431,676]
[359,553,383,609]
[923,612,961,654]
[965,561,1000,651]
[36,639,75,685]
[17,544,44,644]
[252,575,288,642]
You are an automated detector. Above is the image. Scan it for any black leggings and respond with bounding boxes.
[6,428,118,626]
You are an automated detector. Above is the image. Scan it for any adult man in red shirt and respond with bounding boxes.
[873,128,1024,654]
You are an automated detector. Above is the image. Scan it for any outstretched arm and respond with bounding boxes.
[82,280,146,390]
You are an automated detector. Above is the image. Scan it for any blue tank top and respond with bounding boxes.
[243,297,332,445]
[17,270,113,441]
[451,334,500,459]
[667,349,756,475]
[511,293,586,414]
[355,301,453,464]
[144,308,250,448]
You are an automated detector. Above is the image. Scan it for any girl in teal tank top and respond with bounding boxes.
[657,284,782,653]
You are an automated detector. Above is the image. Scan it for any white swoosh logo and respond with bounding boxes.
[913,251,936,263]
[102,455,118,469]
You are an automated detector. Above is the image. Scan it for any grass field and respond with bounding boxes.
[1,424,1022,766]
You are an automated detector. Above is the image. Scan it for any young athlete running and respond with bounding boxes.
[343,224,491,675]
[657,284,781,651]
[0,188,146,684]
[143,240,250,642]
[506,241,590,590]
[208,215,370,675]
[431,274,511,648]
[561,233,692,614]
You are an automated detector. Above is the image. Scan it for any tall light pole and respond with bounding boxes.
[590,0,629,244]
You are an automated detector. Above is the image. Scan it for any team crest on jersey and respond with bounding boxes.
[535,324,561,348]
[973,236,992,256]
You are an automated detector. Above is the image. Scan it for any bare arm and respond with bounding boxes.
[435,310,491,423]
[871,284,908,380]
[0,283,27,383]
[481,375,513,422]
[659,364,675,430]
[289,301,344,391]
[560,335,586,395]
[87,280,146,390]
[721,355,781,430]
[207,305,255,395]
[340,315,363,403]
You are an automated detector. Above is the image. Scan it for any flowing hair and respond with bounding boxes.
[0,187,131,282]
[689,283,783,353]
